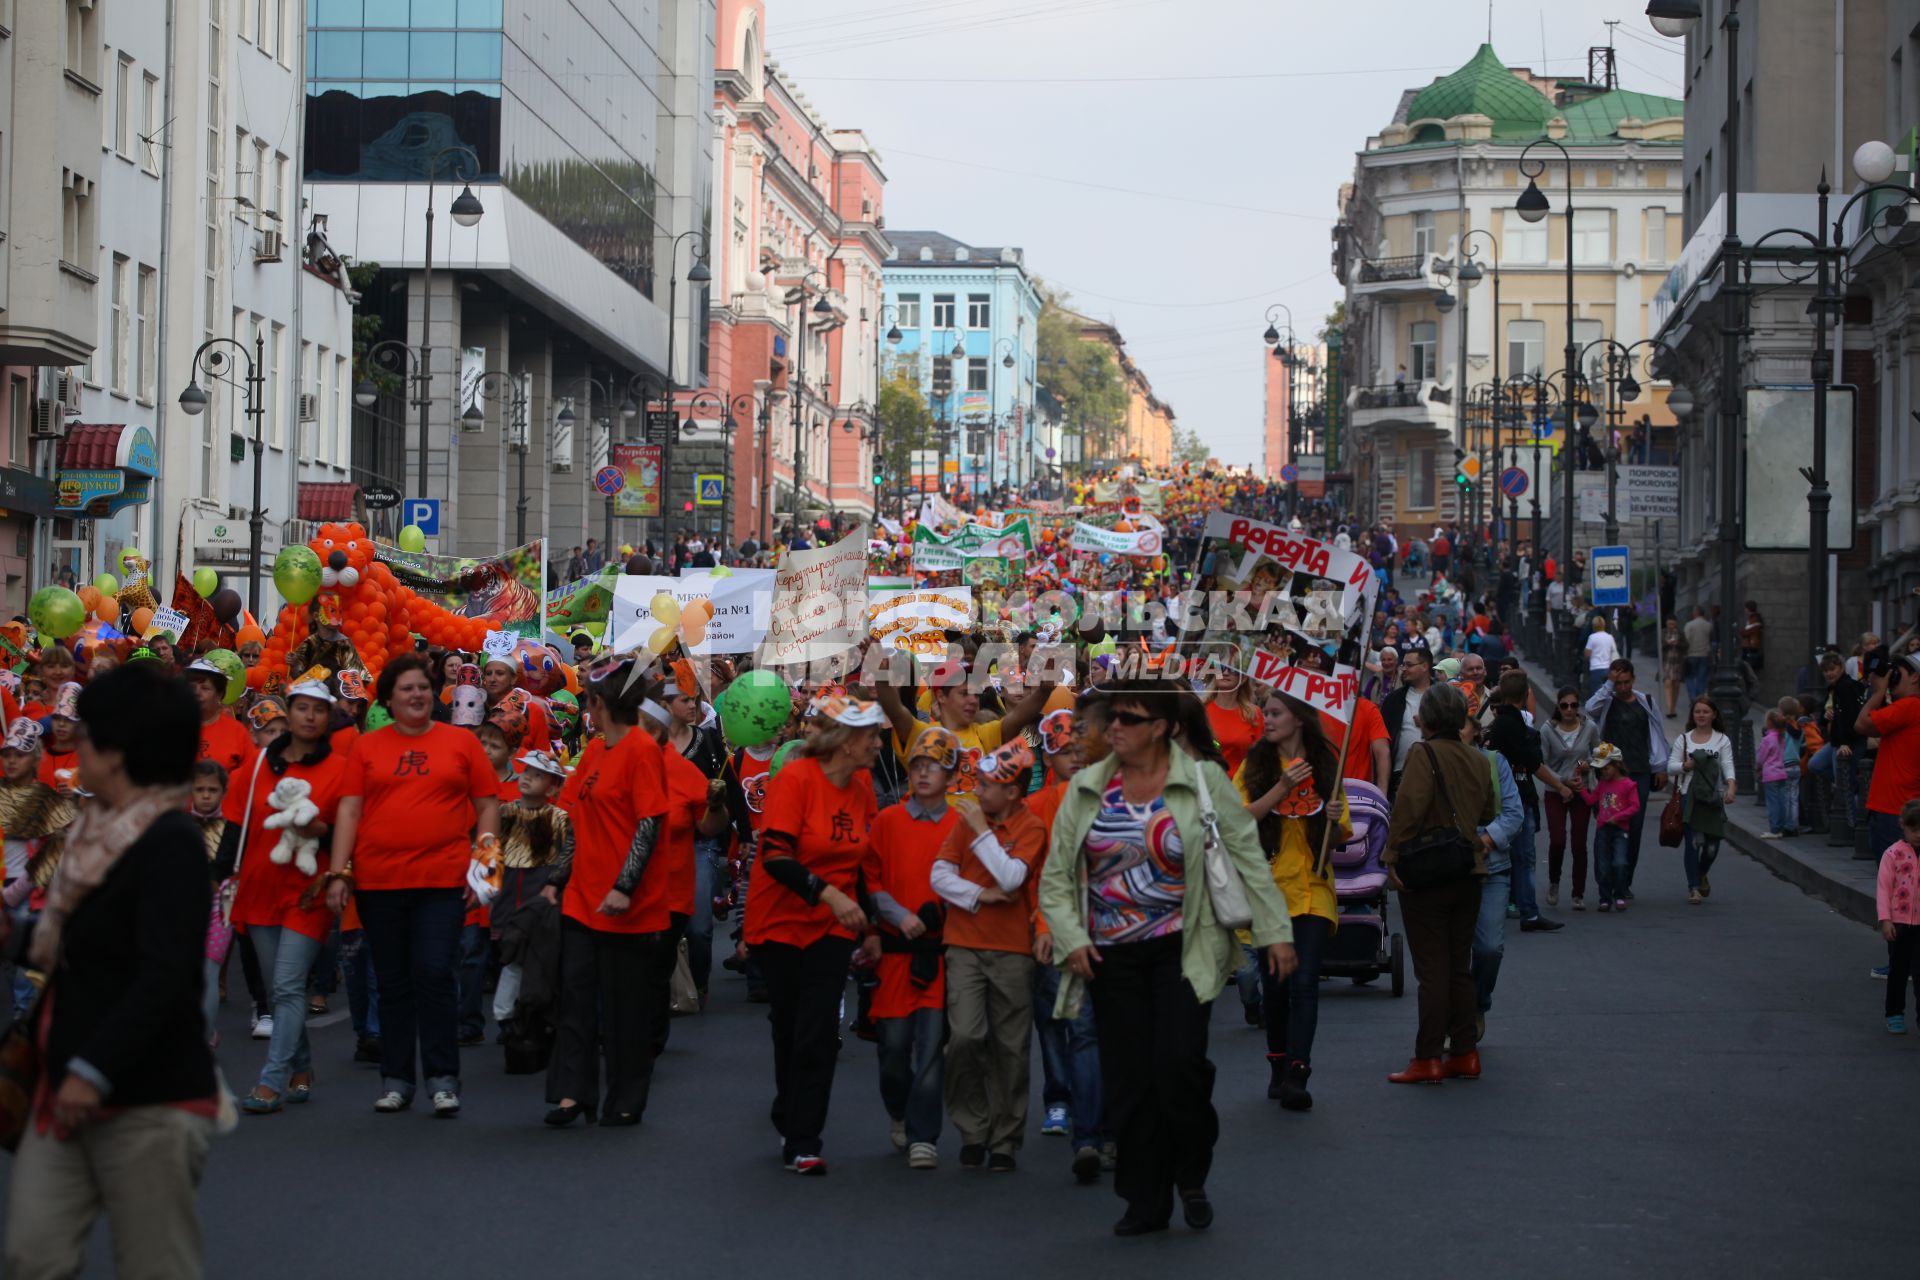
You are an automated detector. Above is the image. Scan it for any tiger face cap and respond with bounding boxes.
[1038,707,1074,756]
[907,725,961,771]
[979,739,1034,786]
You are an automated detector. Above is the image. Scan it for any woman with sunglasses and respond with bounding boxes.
[1039,679,1294,1236]
[1540,686,1600,910]
[744,691,885,1175]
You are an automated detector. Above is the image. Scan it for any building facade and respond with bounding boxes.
[1332,44,1684,544]
[705,1,888,546]
[1064,309,1174,471]
[883,231,1040,496]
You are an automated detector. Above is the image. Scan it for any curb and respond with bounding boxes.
[1516,660,1875,928]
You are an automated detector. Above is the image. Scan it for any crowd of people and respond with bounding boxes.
[3,466,1918,1274]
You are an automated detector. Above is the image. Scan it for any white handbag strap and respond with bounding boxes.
[229,751,270,880]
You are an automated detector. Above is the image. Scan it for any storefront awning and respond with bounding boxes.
[55,424,157,517]
[298,482,361,523]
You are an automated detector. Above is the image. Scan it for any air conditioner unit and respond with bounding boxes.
[45,369,81,414]
[31,399,63,439]
[254,229,284,263]
[297,392,317,422]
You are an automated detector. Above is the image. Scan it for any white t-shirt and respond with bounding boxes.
[1334,531,1352,552]
[1585,629,1619,672]
[1394,686,1426,772]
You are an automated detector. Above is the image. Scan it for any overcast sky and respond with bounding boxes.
[768,0,1686,469]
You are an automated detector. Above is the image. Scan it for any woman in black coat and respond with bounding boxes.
[3,664,220,1280]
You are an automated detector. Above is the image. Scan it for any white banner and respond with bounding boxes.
[1068,521,1165,557]
[759,526,870,667]
[1244,656,1362,724]
[918,494,969,529]
[610,569,776,655]
[1202,512,1377,624]
[866,587,973,655]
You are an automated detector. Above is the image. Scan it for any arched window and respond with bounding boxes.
[1412,123,1445,144]
[741,19,762,99]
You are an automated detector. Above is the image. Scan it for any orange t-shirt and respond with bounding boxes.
[227,747,353,942]
[38,749,78,792]
[340,723,499,891]
[743,755,878,949]
[936,802,1043,954]
[1205,700,1259,777]
[735,747,776,836]
[559,731,673,934]
[868,801,957,1019]
[661,747,709,918]
[1322,698,1390,784]
[199,713,254,778]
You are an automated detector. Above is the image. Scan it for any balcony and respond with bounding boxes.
[1349,252,1435,299]
[1349,380,1455,437]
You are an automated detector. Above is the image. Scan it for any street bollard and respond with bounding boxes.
[1827,753,1856,848]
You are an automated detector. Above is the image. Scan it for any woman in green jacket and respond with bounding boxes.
[1038,679,1294,1238]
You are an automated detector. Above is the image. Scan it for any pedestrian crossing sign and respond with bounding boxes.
[695,474,724,506]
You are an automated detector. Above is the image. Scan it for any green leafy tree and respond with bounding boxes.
[877,358,936,495]
[1171,422,1210,467]
[1035,283,1129,463]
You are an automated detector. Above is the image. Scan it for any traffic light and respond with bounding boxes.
[871,471,885,487]
[1454,448,1480,488]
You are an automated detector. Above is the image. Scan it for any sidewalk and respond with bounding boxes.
[1510,643,1878,927]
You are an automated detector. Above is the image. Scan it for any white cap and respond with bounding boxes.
[286,678,336,705]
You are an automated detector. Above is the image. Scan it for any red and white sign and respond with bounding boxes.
[1203,512,1376,622]
[1244,657,1361,724]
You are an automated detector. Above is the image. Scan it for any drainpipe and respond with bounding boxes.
[150,0,179,587]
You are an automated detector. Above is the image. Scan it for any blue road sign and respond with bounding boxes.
[1280,464,1300,483]
[696,474,725,506]
[403,498,440,535]
[1532,420,1555,440]
[593,466,625,496]
[1499,467,1529,498]
[1591,544,1631,607]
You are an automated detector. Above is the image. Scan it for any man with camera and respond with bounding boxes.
[1855,650,1920,856]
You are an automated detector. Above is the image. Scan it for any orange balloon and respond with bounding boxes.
[130,606,154,634]
[77,586,100,613]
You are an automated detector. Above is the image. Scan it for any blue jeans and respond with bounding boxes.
[1260,913,1330,1063]
[1624,774,1652,888]
[1231,944,1262,1016]
[1870,808,1903,859]
[1507,806,1541,919]
[1032,961,1104,1147]
[1763,779,1798,834]
[1683,656,1709,699]
[1808,742,1837,784]
[1472,871,1510,1013]
[340,927,379,1039]
[248,925,321,1095]
[356,887,465,1100]
[1594,825,1630,900]
[686,835,726,996]
[456,922,489,1042]
[1682,830,1720,891]
[876,1006,945,1146]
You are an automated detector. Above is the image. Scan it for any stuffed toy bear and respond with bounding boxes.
[262,776,321,876]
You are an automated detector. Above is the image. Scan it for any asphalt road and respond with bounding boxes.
[2,842,1909,1279]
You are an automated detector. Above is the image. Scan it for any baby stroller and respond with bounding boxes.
[1318,779,1404,996]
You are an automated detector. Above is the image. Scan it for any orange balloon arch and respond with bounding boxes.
[248,522,495,688]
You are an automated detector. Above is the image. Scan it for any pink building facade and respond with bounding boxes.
[1263,345,1293,480]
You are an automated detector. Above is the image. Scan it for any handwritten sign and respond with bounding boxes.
[867,588,973,655]
[759,526,870,667]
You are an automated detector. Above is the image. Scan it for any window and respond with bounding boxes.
[277,0,293,63]
[65,0,100,84]
[253,0,268,47]
[332,354,348,468]
[113,53,133,157]
[1572,210,1611,265]
[1408,321,1436,381]
[966,357,988,393]
[1503,218,1546,266]
[135,264,155,401]
[967,293,990,329]
[269,322,285,448]
[1647,208,1668,261]
[1413,210,1435,258]
[233,127,248,202]
[252,139,268,226]
[1573,319,1604,380]
[931,294,955,329]
[299,341,315,461]
[8,378,27,471]
[60,169,95,272]
[107,257,127,393]
[895,294,920,329]
[1507,319,1545,378]
[1408,447,1436,510]
[140,72,159,174]
[270,152,287,220]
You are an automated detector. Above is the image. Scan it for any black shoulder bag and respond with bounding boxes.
[1394,741,1480,892]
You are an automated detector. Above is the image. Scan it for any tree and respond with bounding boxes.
[877,358,936,497]
[1318,301,1345,343]
[1170,422,1210,467]
[1035,283,1129,462]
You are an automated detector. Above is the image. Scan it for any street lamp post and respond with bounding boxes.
[1517,135,1579,675]
[661,231,711,546]
[461,370,530,544]
[785,268,836,537]
[178,331,267,615]
[936,328,965,501]
[414,145,484,512]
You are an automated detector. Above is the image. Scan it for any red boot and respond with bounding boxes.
[1387,1058,1445,1084]
[1441,1051,1481,1079]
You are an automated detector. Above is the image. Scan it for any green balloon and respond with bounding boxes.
[93,572,118,596]
[29,586,86,641]
[192,567,219,597]
[364,703,393,732]
[770,738,804,779]
[272,545,324,606]
[202,649,248,705]
[719,669,790,749]
[398,524,427,553]
[118,547,143,574]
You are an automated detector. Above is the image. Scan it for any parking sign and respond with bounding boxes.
[403,498,440,535]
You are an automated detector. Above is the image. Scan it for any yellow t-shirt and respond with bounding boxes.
[1233,765,1350,928]
[894,716,1005,773]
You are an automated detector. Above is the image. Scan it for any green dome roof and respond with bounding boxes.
[1406,44,1554,138]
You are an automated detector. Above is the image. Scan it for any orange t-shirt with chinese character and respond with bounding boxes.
[560,731,673,934]
[340,723,499,891]
[744,755,878,949]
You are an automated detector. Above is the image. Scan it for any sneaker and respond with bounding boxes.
[1890,1015,1907,1034]
[1041,1104,1069,1136]
[1571,896,1585,911]
[908,1142,938,1170]
[1505,902,1520,919]
[1758,830,1783,840]
[1613,898,1628,912]
[789,1155,828,1176]
[889,1120,907,1153]
[1688,889,1702,905]
[251,1013,274,1041]
[1597,899,1611,913]
[431,1091,461,1117]
[373,1091,408,1113]
[959,1143,987,1169]
[1072,1145,1102,1184]
[1546,883,1559,907]
[987,1152,1016,1173]
[1873,964,1890,980]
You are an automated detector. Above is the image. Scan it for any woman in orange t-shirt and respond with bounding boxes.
[743,692,884,1175]
[324,655,501,1117]
[1201,665,1260,777]
[541,663,676,1128]
[638,686,729,1050]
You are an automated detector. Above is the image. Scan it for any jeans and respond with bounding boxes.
[686,835,725,996]
[1763,779,1799,834]
[1683,656,1710,699]
[876,1006,945,1146]
[1507,806,1541,919]
[1869,809,1903,861]
[456,922,490,1042]
[1682,830,1720,891]
[1472,872,1510,1013]
[1624,774,1653,888]
[1594,825,1630,901]
[1033,960,1104,1147]
[355,887,465,1100]
[340,927,379,1039]
[308,924,340,998]
[1261,914,1330,1063]
[1230,944,1262,1018]
[248,925,322,1095]
[1586,668,1610,697]
[1808,742,1837,784]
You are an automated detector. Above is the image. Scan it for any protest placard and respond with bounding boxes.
[759,527,870,667]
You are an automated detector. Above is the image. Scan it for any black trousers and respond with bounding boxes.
[757,935,855,1161]
[1397,876,1481,1060]
[1888,924,1920,1019]
[1088,934,1216,1225]
[546,917,679,1119]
